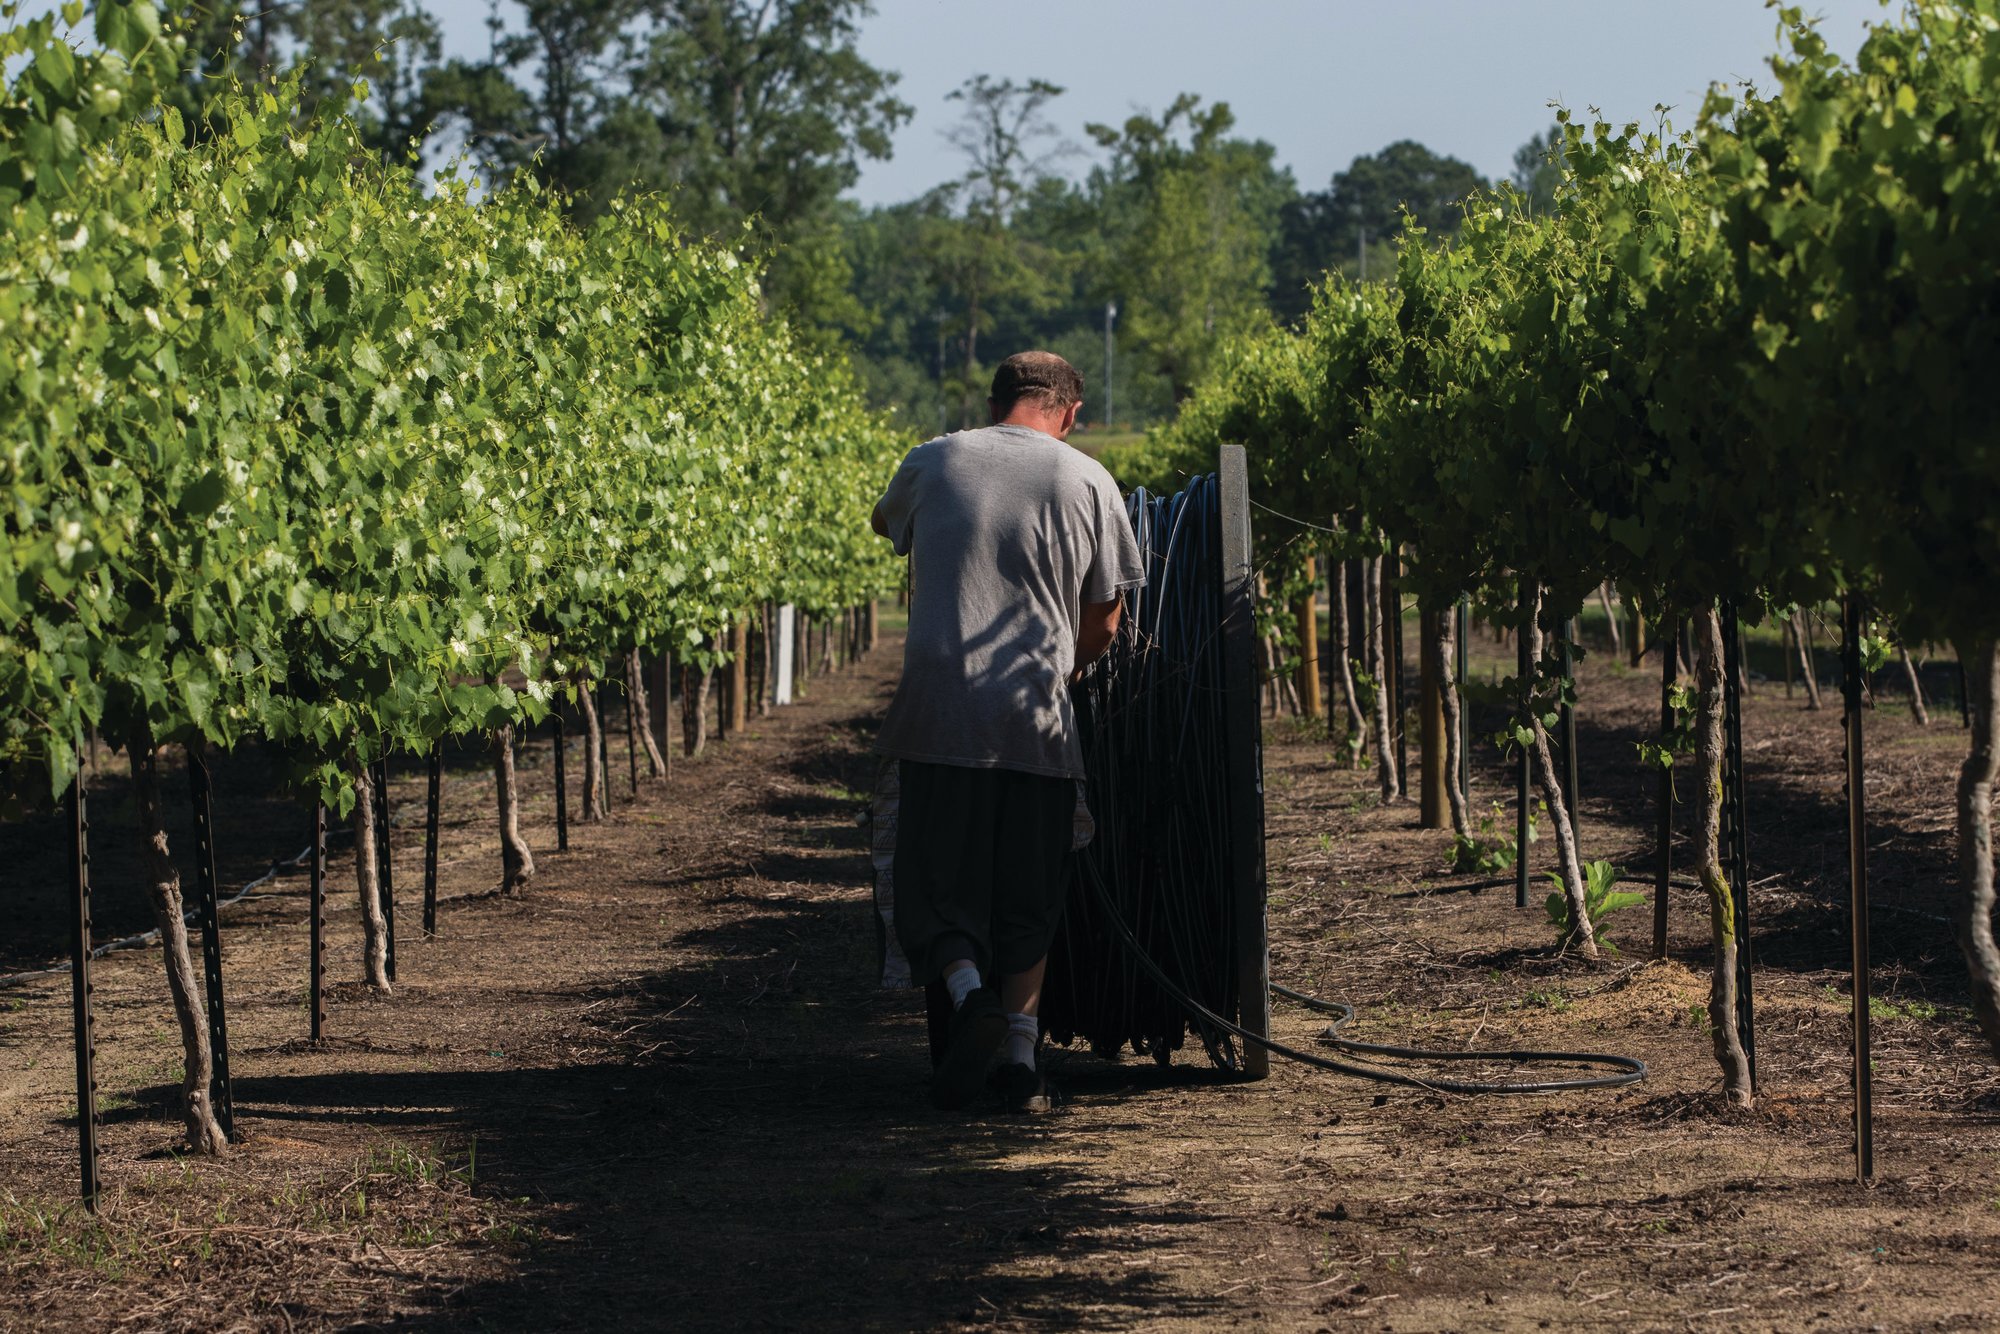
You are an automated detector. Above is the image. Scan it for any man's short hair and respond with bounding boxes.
[990,351,1084,415]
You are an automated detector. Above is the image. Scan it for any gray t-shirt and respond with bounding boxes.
[873,424,1148,779]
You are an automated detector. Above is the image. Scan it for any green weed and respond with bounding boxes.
[1544,860,1644,954]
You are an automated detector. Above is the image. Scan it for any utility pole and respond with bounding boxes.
[933,311,947,437]
[1103,301,1118,427]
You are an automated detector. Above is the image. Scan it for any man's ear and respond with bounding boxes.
[1061,400,1082,438]
[987,398,1000,425]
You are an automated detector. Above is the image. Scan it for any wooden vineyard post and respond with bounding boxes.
[1296,557,1323,719]
[1516,578,1533,910]
[187,751,234,1140]
[729,619,750,734]
[650,652,674,760]
[1720,599,1756,1088]
[1419,606,1445,829]
[1561,618,1580,844]
[372,760,397,984]
[1842,594,1875,1182]
[423,746,442,934]
[309,802,327,1043]
[1218,446,1270,1079]
[1655,616,1676,959]
[67,770,101,1210]
[552,712,570,852]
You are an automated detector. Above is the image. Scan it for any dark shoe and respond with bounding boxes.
[930,988,1006,1110]
[990,1061,1055,1114]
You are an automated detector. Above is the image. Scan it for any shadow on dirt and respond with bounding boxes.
[230,846,1220,1331]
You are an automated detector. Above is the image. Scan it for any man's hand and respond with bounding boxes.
[1074,596,1123,678]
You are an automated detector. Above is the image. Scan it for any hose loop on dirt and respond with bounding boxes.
[1047,471,1648,1095]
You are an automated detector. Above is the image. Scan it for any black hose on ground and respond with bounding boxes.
[1043,473,1647,1095]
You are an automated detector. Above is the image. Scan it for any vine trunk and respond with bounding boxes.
[493,724,535,893]
[351,769,391,992]
[577,679,608,820]
[1953,638,2000,1059]
[125,727,229,1155]
[1523,604,1595,956]
[1694,607,1755,1105]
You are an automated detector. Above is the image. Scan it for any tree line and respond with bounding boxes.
[166,0,1554,431]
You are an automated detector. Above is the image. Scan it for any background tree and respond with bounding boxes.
[924,75,1073,423]
[1511,122,1565,213]
[620,0,910,329]
[1089,95,1292,402]
[1273,139,1487,321]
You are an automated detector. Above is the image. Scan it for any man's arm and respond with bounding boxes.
[1074,597,1123,675]
[870,503,888,538]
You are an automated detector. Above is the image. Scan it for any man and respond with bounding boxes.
[871,351,1146,1113]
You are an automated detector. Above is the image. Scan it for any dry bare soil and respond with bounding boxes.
[3,629,1998,1332]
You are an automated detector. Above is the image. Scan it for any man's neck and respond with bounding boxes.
[994,411,1068,440]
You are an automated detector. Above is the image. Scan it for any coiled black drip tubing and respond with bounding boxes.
[1041,473,1647,1095]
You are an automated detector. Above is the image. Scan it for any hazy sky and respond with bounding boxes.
[412,0,1889,202]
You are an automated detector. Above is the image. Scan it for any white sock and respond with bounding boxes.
[943,961,981,1010]
[1004,1013,1038,1069]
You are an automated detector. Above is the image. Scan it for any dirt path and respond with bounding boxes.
[4,629,1999,1331]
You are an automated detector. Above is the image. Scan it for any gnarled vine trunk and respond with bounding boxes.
[576,678,608,820]
[682,655,714,757]
[126,727,229,1155]
[627,649,669,777]
[1900,645,1930,727]
[351,768,391,993]
[1365,556,1401,802]
[1954,638,2000,1059]
[1597,583,1623,660]
[1524,603,1595,956]
[1330,557,1366,762]
[1794,611,1823,710]
[1436,609,1472,839]
[492,724,534,893]
[1694,607,1755,1105]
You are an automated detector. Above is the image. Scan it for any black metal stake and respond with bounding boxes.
[552,712,570,851]
[1516,578,1532,910]
[1720,599,1756,1088]
[309,802,327,1043]
[67,771,101,1211]
[187,750,234,1140]
[1655,616,1675,959]
[1842,594,1875,1182]
[624,668,639,797]
[372,760,396,983]
[423,746,441,936]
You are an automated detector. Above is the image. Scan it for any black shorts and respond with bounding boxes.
[891,760,1074,983]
